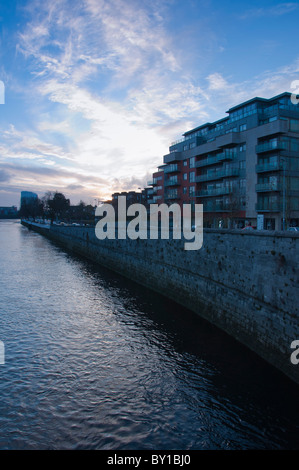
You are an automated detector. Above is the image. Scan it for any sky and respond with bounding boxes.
[0,0,299,207]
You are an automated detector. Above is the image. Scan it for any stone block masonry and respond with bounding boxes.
[22,221,299,385]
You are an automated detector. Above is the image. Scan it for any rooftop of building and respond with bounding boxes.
[182,91,294,138]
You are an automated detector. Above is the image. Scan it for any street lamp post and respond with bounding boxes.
[281,157,286,230]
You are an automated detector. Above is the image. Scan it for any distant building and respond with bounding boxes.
[111,189,155,213]
[20,191,38,207]
[112,191,143,210]
[19,191,39,219]
[0,206,18,219]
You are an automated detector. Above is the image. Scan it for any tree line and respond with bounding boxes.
[19,191,95,225]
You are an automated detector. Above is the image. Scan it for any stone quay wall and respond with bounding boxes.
[22,220,299,385]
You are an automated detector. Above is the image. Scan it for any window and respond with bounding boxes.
[183,160,188,166]
[166,189,178,199]
[183,173,187,181]
[183,187,187,195]
[183,144,189,151]
[240,124,247,132]
[240,143,246,152]
[190,157,195,168]
[190,142,196,149]
[189,186,195,196]
[168,176,178,184]
[290,119,299,133]
[189,172,195,183]
[290,157,299,170]
[226,127,237,134]
[290,197,299,210]
[290,177,299,190]
[239,160,246,169]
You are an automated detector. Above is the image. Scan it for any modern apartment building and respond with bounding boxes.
[150,92,299,230]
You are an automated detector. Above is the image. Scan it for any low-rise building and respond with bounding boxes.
[0,206,18,218]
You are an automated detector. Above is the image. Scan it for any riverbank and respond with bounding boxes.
[21,219,299,385]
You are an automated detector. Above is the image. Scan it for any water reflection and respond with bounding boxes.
[0,220,298,450]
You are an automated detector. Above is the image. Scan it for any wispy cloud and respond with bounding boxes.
[2,0,298,207]
[12,0,211,201]
[240,2,299,19]
[0,169,11,183]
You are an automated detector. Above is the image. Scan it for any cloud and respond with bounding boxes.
[0,169,11,183]
[240,2,299,19]
[13,0,212,192]
[17,0,179,88]
[3,0,298,209]
[204,56,299,113]
[207,73,229,91]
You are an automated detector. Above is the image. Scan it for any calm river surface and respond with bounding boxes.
[0,219,298,450]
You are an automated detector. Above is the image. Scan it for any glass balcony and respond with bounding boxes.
[203,202,231,212]
[196,168,239,182]
[196,155,219,168]
[255,203,281,212]
[165,179,180,186]
[196,187,232,197]
[164,164,180,173]
[255,140,286,153]
[255,162,281,173]
[255,182,281,192]
[217,150,237,161]
[195,151,237,168]
[165,193,179,200]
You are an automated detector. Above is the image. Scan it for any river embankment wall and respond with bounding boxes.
[21,220,299,384]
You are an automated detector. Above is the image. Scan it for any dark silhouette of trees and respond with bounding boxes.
[21,190,95,225]
[19,197,44,220]
[46,192,70,223]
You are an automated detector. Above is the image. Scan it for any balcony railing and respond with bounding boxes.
[203,203,231,212]
[255,182,281,192]
[164,164,180,173]
[196,187,232,197]
[255,203,281,212]
[255,140,286,153]
[255,162,281,173]
[165,179,180,186]
[196,155,219,168]
[196,168,239,182]
[165,194,179,200]
[217,150,237,161]
[195,151,237,168]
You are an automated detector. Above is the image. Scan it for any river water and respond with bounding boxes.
[0,219,298,450]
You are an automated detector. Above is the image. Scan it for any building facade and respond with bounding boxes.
[20,191,38,206]
[0,206,18,218]
[111,189,154,214]
[150,92,299,230]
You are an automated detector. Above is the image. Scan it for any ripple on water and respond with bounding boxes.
[0,220,298,450]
